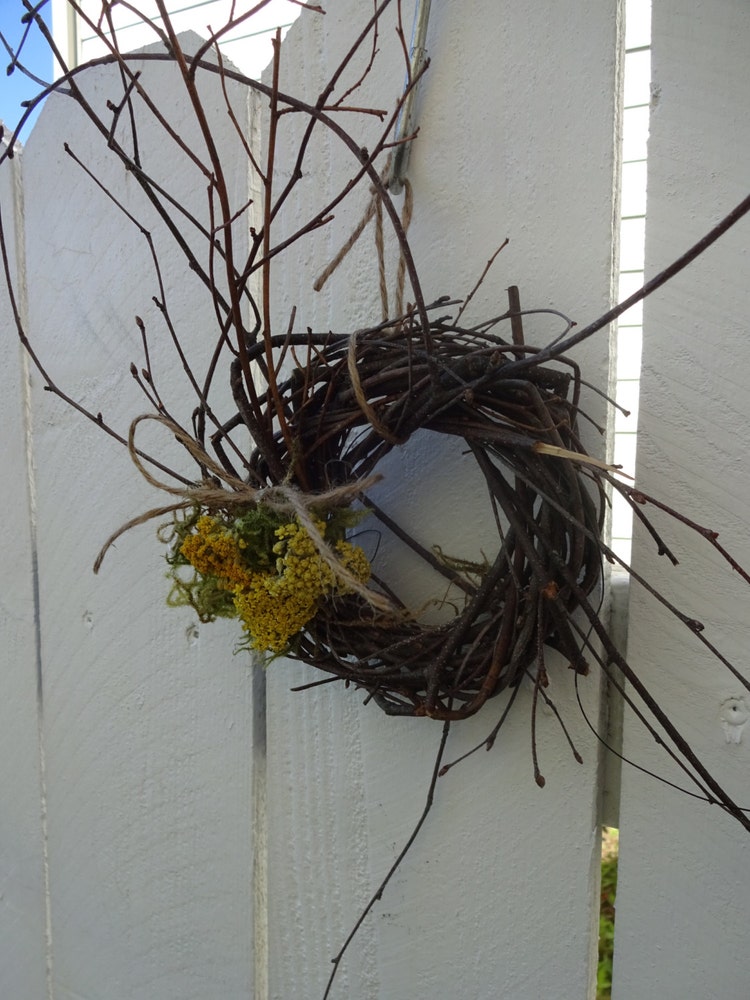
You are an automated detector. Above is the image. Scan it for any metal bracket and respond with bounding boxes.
[387,0,432,194]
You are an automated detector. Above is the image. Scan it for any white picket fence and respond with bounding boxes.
[2,2,750,998]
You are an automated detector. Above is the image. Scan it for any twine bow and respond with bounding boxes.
[94,413,397,614]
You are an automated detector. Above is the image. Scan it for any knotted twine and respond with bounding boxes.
[313,153,414,322]
[93,412,397,615]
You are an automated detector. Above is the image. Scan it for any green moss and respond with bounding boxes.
[166,567,237,622]
[597,835,618,1000]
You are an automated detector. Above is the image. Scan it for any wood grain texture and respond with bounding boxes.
[265,3,620,997]
[19,39,259,999]
[0,136,50,1000]
[614,1,750,997]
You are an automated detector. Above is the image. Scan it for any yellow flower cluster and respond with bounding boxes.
[179,514,370,654]
[180,516,253,589]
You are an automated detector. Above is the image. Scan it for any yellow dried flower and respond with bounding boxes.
[233,576,319,653]
[179,515,253,589]
[232,518,371,653]
[174,512,371,655]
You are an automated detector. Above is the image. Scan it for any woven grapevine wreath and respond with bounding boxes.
[144,306,605,723]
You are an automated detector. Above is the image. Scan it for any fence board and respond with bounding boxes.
[15,41,260,999]
[265,3,620,997]
[0,137,49,1000]
[614,1,750,997]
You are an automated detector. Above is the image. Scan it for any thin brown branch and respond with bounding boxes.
[322,719,452,1000]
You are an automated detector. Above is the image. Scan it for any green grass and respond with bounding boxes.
[597,829,619,1000]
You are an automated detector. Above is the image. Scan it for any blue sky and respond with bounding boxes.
[0,1,53,141]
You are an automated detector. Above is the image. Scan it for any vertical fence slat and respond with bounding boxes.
[265,3,621,997]
[614,1,750,996]
[0,138,49,1000]
[18,42,259,999]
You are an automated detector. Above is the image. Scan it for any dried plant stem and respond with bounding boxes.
[322,719,452,1000]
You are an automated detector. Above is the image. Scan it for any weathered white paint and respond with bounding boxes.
[14,38,261,999]
[613,1,750,997]
[720,696,749,746]
[0,136,50,1000]
[265,3,619,997]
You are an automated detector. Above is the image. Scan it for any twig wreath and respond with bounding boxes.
[3,1,750,995]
